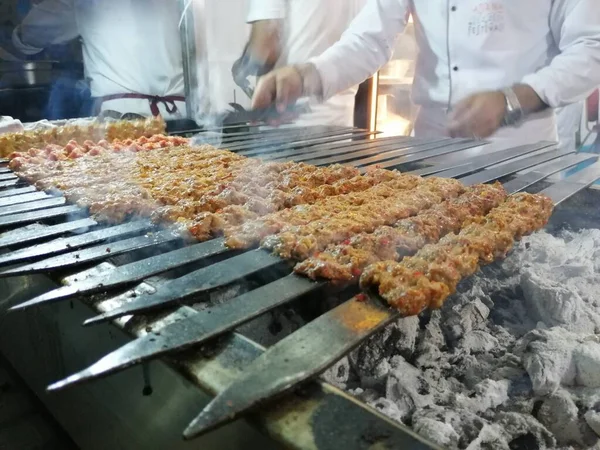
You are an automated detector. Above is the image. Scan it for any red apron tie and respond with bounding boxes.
[95,93,186,116]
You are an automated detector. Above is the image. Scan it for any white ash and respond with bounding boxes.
[322,229,600,449]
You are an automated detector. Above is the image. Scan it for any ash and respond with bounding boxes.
[323,229,600,450]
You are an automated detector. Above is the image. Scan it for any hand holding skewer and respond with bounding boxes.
[252,63,322,126]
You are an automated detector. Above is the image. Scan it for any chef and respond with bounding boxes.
[251,0,600,150]
[13,0,186,119]
[236,0,366,127]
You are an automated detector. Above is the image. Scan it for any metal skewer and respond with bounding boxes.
[409,141,555,176]
[46,275,324,391]
[308,139,479,167]
[181,162,600,439]
[0,229,183,276]
[9,238,229,311]
[42,156,586,390]
[0,191,49,208]
[0,186,36,198]
[239,130,376,158]
[0,217,98,250]
[0,205,83,229]
[0,179,21,189]
[263,136,435,162]
[82,250,286,326]
[0,196,65,216]
[58,145,565,324]
[0,220,153,268]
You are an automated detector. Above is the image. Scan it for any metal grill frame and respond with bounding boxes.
[0,125,598,450]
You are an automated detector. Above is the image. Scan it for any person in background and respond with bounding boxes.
[13,0,186,119]
[235,0,366,127]
[251,0,600,150]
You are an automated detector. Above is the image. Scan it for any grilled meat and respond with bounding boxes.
[190,168,404,240]
[359,192,554,316]
[11,144,394,233]
[8,135,188,170]
[260,177,466,260]
[294,182,507,281]
[0,117,165,158]
[223,173,426,249]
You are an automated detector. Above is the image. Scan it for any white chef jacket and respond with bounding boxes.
[310,0,600,150]
[13,0,186,119]
[247,0,367,127]
[556,102,584,151]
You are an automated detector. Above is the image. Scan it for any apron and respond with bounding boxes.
[93,94,186,119]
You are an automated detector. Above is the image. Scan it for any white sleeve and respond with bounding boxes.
[521,0,600,108]
[12,0,77,55]
[308,0,409,100]
[247,0,286,22]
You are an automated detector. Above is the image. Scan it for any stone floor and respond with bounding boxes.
[0,355,78,450]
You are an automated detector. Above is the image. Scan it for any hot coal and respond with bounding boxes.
[323,229,600,449]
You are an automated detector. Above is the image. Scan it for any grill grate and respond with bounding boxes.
[2,125,600,448]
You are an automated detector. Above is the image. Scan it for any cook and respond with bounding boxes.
[252,0,600,150]
[236,0,366,127]
[13,0,186,119]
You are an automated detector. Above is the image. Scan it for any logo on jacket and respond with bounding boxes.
[468,1,505,36]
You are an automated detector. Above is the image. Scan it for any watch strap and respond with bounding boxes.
[502,87,525,126]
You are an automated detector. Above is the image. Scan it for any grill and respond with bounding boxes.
[1,125,600,449]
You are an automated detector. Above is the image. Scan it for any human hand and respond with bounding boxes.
[252,66,304,115]
[236,20,281,79]
[249,20,282,69]
[447,91,506,139]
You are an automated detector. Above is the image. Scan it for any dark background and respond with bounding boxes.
[0,0,89,121]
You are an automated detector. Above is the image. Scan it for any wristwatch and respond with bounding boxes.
[502,87,525,127]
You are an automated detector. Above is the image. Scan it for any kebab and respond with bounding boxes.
[11,145,386,234]
[154,162,360,220]
[8,134,188,170]
[223,173,426,249]
[360,192,554,316]
[259,177,465,260]
[294,182,507,281]
[0,116,165,158]
[186,168,401,239]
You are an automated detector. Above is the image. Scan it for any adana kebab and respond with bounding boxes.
[260,177,465,260]
[223,173,428,249]
[295,182,507,281]
[160,163,364,237]
[0,116,165,158]
[9,134,188,169]
[12,145,395,235]
[188,168,403,239]
[360,192,554,316]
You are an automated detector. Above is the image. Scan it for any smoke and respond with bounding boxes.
[190,128,223,147]
[176,0,226,148]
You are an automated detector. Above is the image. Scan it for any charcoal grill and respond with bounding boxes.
[1,125,599,450]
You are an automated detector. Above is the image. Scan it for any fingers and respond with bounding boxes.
[448,108,480,138]
[252,67,303,112]
[252,73,277,110]
[448,91,507,139]
[447,97,476,137]
[448,97,473,124]
[275,74,292,113]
